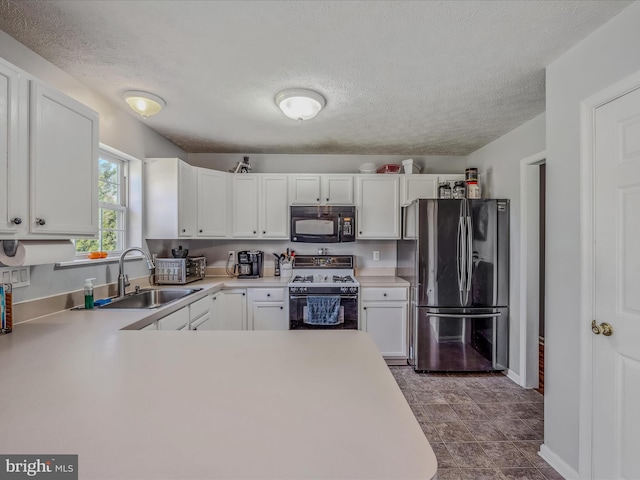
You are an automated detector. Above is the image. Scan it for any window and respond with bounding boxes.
[75,150,128,255]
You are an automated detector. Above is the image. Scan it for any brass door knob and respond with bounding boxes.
[592,320,614,336]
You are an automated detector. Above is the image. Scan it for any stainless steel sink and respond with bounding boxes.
[98,288,201,309]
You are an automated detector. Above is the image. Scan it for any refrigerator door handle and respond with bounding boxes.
[428,313,502,318]
[466,214,473,296]
[457,209,466,304]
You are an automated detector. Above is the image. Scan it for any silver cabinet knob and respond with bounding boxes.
[12,218,22,225]
[36,218,46,226]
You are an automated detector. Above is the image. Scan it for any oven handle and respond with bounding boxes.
[289,295,358,300]
[427,312,502,319]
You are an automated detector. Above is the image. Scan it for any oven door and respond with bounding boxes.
[289,293,358,329]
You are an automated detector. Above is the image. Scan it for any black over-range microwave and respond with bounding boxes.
[290,205,356,243]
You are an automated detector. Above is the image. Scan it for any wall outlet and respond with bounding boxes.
[373,251,380,261]
[228,250,235,259]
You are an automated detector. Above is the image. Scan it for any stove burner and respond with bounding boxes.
[292,275,314,283]
[333,275,355,283]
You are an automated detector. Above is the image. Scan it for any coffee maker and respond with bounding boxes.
[237,251,264,278]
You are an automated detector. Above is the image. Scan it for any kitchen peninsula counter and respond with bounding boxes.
[0,289,436,479]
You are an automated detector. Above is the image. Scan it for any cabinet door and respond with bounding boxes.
[251,302,288,330]
[362,302,408,358]
[30,82,98,235]
[157,307,190,330]
[322,175,353,205]
[400,175,438,206]
[356,176,400,239]
[260,175,288,238]
[289,175,321,204]
[231,175,259,237]
[211,290,246,330]
[197,168,229,237]
[177,161,197,237]
[0,61,25,235]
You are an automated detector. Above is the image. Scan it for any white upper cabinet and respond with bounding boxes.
[260,175,288,238]
[356,175,400,239]
[145,158,197,239]
[231,174,259,238]
[400,175,438,206]
[1,58,99,239]
[30,82,99,236]
[289,174,353,205]
[231,174,288,239]
[197,167,229,237]
[0,59,24,236]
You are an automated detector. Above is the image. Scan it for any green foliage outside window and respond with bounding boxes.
[75,156,125,254]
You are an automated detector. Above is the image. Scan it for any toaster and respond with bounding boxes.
[154,256,206,285]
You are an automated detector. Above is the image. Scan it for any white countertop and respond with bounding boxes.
[0,282,436,479]
[356,275,410,287]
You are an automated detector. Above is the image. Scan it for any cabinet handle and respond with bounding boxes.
[253,231,256,234]
[199,229,203,233]
[326,198,329,202]
[383,293,387,297]
[263,231,266,234]
[316,198,320,202]
[36,218,46,226]
[242,293,245,296]
[267,293,271,297]
[182,229,186,232]
[359,231,362,235]
[12,218,22,225]
[280,306,283,310]
[364,307,367,310]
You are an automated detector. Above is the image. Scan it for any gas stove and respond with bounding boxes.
[288,255,359,294]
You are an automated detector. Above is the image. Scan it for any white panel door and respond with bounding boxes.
[0,61,23,235]
[356,175,400,239]
[197,168,228,237]
[362,302,408,358]
[260,175,288,238]
[177,160,196,237]
[400,175,437,206]
[592,86,640,479]
[30,82,98,235]
[289,175,321,204]
[322,175,353,205]
[251,302,288,330]
[231,175,259,237]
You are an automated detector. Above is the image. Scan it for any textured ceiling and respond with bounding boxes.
[0,0,631,155]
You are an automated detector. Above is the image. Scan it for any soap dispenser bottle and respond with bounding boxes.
[84,278,96,310]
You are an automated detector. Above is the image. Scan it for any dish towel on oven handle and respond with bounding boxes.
[305,296,341,325]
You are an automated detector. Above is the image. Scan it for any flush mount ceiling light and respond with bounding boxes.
[123,90,166,118]
[275,88,326,121]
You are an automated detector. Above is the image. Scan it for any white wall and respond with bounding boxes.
[467,113,546,377]
[0,31,187,303]
[188,153,467,174]
[545,2,640,474]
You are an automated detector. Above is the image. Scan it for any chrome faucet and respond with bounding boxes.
[118,247,155,298]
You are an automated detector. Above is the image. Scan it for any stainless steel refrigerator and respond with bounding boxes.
[397,199,509,372]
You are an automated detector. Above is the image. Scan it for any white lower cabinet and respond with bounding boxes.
[210,289,247,330]
[247,288,288,330]
[189,295,213,330]
[157,307,190,330]
[361,287,408,361]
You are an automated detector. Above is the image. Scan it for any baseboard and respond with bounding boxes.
[539,444,579,479]
[507,369,522,386]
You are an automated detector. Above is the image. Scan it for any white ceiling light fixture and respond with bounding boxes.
[275,88,326,121]
[123,90,166,118]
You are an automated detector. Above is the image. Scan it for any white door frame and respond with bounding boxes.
[519,151,546,388]
[578,70,640,479]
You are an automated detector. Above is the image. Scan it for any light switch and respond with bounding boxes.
[11,270,19,283]
[0,266,30,287]
[2,271,9,283]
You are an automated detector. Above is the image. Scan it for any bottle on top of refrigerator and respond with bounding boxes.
[438,182,452,199]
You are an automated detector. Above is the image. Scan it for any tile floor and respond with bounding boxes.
[390,366,563,480]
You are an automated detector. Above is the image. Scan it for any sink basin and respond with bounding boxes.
[98,288,201,309]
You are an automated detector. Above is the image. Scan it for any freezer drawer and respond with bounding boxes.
[414,307,508,372]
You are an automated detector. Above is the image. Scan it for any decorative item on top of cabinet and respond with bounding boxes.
[0,57,99,239]
[361,287,408,364]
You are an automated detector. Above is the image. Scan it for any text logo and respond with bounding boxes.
[0,455,77,480]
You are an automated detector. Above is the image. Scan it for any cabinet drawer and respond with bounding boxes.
[361,288,407,302]
[250,288,285,302]
[189,295,212,320]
